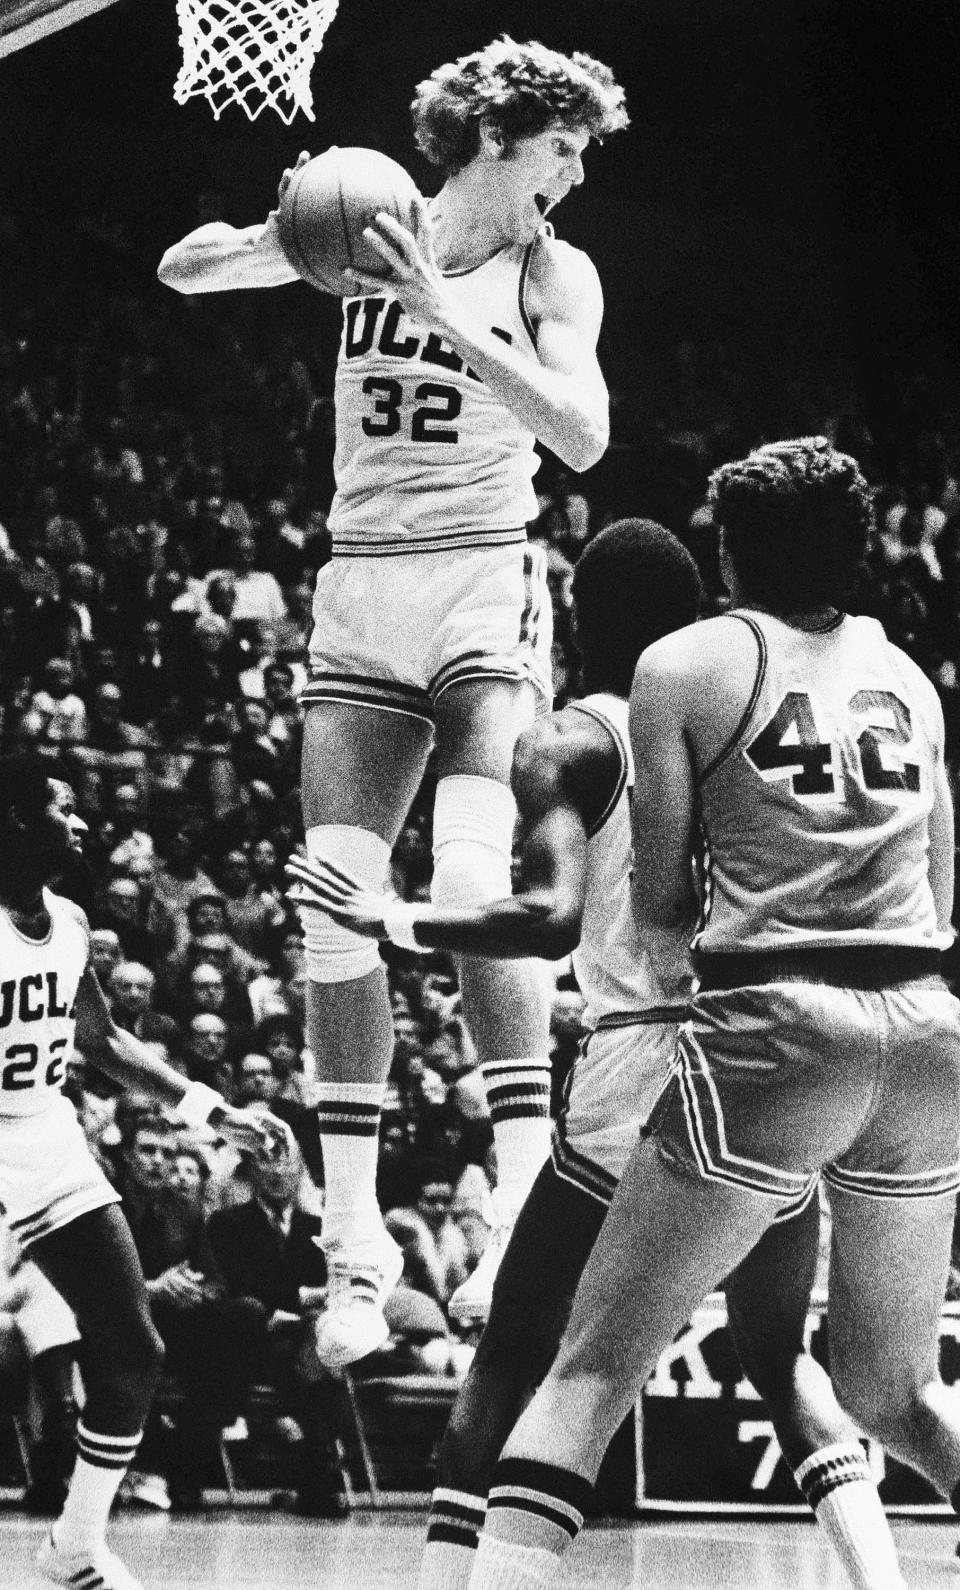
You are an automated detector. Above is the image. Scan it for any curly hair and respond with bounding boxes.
[411,36,629,175]
[572,519,703,691]
[707,437,873,611]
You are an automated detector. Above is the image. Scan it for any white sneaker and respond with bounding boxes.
[312,1229,404,1370]
[37,1534,142,1590]
[448,1220,512,1328]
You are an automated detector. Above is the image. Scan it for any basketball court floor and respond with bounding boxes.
[1,1510,959,1589]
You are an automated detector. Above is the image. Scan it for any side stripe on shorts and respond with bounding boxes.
[550,1120,619,1206]
[674,1025,813,1203]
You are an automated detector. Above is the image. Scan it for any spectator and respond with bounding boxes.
[203,1120,348,1516]
[214,845,282,956]
[184,1013,235,1094]
[24,656,87,749]
[235,1053,282,1109]
[104,781,155,870]
[107,961,181,1055]
[94,874,158,965]
[112,1114,267,1510]
[147,824,218,946]
[88,926,122,986]
[205,533,287,639]
[384,1162,470,1311]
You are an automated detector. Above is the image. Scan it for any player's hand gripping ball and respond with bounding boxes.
[277,145,422,296]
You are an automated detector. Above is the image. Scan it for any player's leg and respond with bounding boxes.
[421,1161,607,1590]
[433,676,554,1327]
[826,1186,960,1495]
[470,1137,776,1589]
[822,984,960,1501]
[725,1192,907,1590]
[29,1205,164,1590]
[300,697,432,1366]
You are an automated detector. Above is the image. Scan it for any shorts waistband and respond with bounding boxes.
[694,946,944,992]
[330,528,528,557]
[593,1006,686,1032]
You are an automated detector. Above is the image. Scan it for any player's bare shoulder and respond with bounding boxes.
[633,613,762,768]
[512,705,623,826]
[523,230,604,341]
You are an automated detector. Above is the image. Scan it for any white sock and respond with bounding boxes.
[480,1060,552,1221]
[468,1536,555,1590]
[795,1442,907,1590]
[315,1081,386,1248]
[54,1423,141,1555]
[419,1487,487,1590]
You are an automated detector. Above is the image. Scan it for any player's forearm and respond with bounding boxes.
[439,312,607,471]
[395,891,581,962]
[157,218,298,293]
[92,1025,225,1121]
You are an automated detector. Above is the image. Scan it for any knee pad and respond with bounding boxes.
[432,775,515,911]
[300,825,391,983]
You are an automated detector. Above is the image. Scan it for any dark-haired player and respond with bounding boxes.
[290,515,906,1590]
[159,37,629,1365]
[461,437,958,1589]
[0,755,268,1590]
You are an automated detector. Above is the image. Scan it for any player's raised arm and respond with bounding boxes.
[288,717,592,961]
[157,153,309,293]
[73,963,270,1152]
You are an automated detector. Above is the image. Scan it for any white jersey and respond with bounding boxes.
[693,610,949,954]
[570,694,688,1026]
[330,234,545,553]
[0,891,87,1118]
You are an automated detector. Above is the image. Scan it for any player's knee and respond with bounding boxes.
[299,825,390,982]
[431,775,515,911]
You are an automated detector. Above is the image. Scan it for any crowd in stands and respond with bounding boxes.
[2,210,960,1511]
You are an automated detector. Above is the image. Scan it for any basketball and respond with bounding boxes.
[276,146,422,296]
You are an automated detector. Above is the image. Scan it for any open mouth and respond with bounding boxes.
[534,194,550,215]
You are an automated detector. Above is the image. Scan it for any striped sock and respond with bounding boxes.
[795,1442,907,1590]
[315,1081,386,1248]
[419,1487,486,1589]
[481,1061,553,1221]
[53,1422,142,1555]
[486,1456,591,1552]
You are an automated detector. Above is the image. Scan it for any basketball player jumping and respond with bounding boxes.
[0,754,269,1590]
[158,37,629,1365]
[452,438,960,1590]
[289,517,908,1590]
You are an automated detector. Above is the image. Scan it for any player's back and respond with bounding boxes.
[0,890,87,1117]
[693,609,948,955]
[570,693,685,1023]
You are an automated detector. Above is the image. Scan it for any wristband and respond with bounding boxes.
[177,1081,225,1129]
[381,898,431,952]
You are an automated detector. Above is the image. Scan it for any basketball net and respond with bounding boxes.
[174,0,340,123]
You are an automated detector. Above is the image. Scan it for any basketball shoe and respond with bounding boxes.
[37,1534,142,1590]
[448,1199,515,1328]
[313,1227,404,1370]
